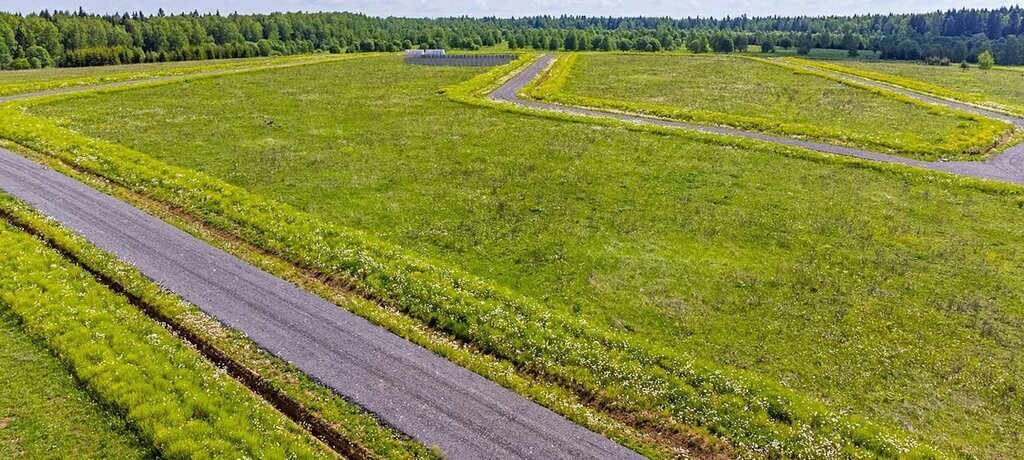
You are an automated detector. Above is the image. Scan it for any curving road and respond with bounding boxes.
[0,153,640,457]
[492,54,1024,185]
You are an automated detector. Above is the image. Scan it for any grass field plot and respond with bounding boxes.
[834,59,1024,116]
[0,54,339,98]
[528,53,1014,160]
[14,54,1024,457]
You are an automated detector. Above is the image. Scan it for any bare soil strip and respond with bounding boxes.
[495,54,1024,185]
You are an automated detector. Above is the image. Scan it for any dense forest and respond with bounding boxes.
[2,7,1024,69]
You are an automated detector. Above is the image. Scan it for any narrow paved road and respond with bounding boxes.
[493,54,1024,185]
[0,147,641,460]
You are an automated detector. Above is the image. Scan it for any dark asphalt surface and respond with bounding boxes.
[0,147,642,459]
[494,54,1024,185]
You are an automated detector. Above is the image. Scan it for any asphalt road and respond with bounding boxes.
[493,54,1024,185]
[0,147,642,459]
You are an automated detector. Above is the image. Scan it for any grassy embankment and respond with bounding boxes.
[6,55,1024,457]
[524,53,1016,160]
[0,212,336,459]
[790,57,1024,117]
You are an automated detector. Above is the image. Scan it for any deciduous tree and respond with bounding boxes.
[978,49,995,69]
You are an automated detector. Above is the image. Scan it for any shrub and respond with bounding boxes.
[925,56,952,66]
[687,36,710,53]
[978,50,996,70]
[711,34,734,53]
[26,45,51,68]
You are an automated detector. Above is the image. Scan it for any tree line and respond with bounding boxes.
[2,6,1024,70]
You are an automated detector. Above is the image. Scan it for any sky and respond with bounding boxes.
[0,0,1016,19]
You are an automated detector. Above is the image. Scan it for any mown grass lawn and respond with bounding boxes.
[544,53,1011,159]
[0,308,151,459]
[25,55,1024,457]
[842,60,1024,115]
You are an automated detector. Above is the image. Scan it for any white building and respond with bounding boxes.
[404,49,446,57]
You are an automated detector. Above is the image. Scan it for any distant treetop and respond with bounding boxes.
[1,7,1023,69]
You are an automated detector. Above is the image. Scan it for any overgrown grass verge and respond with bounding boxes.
[0,65,950,458]
[0,211,335,459]
[786,57,1024,118]
[0,306,152,459]
[521,53,1016,161]
[0,189,436,460]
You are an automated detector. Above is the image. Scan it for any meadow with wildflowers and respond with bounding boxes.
[526,53,1016,160]
[795,57,1024,117]
[2,54,1021,457]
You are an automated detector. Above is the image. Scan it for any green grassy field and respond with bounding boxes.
[529,53,1013,160]
[833,60,1024,116]
[0,54,332,97]
[0,308,150,459]
[15,55,1024,457]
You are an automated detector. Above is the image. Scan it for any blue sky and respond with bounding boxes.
[0,0,1016,19]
